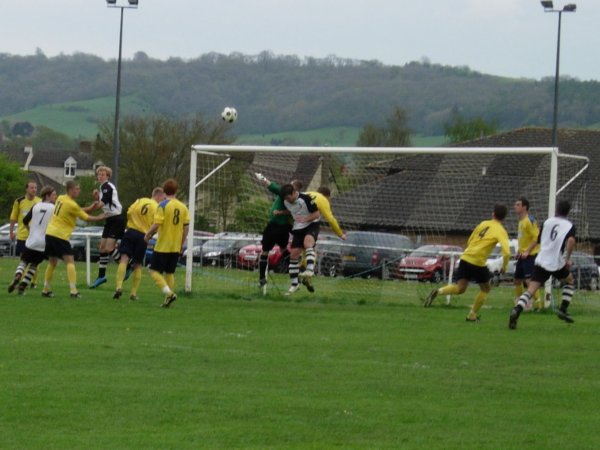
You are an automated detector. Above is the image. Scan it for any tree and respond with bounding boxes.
[444,113,498,143]
[356,106,412,147]
[0,153,27,218]
[12,121,34,137]
[94,114,234,207]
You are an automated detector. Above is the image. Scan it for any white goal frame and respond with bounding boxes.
[186,145,589,298]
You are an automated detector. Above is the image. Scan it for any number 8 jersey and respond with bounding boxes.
[153,198,190,253]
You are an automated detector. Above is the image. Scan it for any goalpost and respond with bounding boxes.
[185,145,589,305]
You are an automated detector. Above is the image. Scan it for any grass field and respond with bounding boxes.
[1,258,600,449]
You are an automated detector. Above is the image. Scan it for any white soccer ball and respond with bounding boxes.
[221,106,238,123]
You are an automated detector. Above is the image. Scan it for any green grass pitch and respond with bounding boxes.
[1,258,600,449]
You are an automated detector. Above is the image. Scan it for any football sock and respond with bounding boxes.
[470,291,487,316]
[98,253,109,278]
[21,264,37,288]
[560,284,574,311]
[44,263,56,289]
[305,248,316,272]
[131,268,142,296]
[289,258,300,285]
[14,261,26,280]
[116,262,127,290]
[165,273,175,291]
[150,270,170,294]
[66,263,77,292]
[516,291,532,310]
[514,283,524,299]
[258,253,269,281]
[110,247,121,263]
[438,284,460,296]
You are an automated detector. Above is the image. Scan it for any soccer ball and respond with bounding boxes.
[221,106,238,123]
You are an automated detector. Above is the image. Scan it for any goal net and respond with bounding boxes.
[185,145,591,306]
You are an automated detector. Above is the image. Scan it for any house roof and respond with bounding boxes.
[330,127,598,241]
[1,147,96,169]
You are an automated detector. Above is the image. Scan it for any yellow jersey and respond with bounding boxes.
[518,214,540,256]
[127,197,158,234]
[461,219,510,270]
[307,191,344,237]
[10,195,41,240]
[154,198,190,253]
[46,194,90,241]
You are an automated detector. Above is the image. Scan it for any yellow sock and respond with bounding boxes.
[44,264,56,291]
[150,270,170,294]
[31,265,39,285]
[131,268,142,296]
[514,284,524,298]
[439,284,461,296]
[469,291,488,318]
[165,273,175,291]
[66,263,77,293]
[116,262,127,290]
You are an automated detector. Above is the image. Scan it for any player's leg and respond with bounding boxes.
[63,254,80,297]
[286,243,302,295]
[467,281,491,322]
[509,268,545,329]
[93,237,110,287]
[114,254,130,299]
[129,264,143,300]
[42,257,58,297]
[556,273,575,323]
[18,262,38,295]
[9,259,27,293]
[425,260,470,307]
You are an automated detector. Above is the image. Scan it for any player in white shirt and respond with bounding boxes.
[509,200,577,329]
[8,186,57,295]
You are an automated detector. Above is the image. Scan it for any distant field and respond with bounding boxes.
[1,258,599,449]
[0,96,151,139]
[2,99,446,147]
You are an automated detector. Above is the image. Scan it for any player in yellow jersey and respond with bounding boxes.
[113,187,166,301]
[424,204,510,322]
[42,181,106,298]
[513,197,542,310]
[9,181,41,287]
[144,179,190,308]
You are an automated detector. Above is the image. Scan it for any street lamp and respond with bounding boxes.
[106,0,139,186]
[540,1,576,147]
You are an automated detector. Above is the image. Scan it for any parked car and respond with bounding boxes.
[148,231,215,266]
[340,231,413,279]
[568,251,599,290]
[486,239,519,286]
[190,232,261,268]
[315,233,344,277]
[394,244,463,283]
[0,223,15,256]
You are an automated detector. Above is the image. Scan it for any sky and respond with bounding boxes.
[3,0,600,81]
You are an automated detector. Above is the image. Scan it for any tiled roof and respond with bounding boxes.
[0,148,96,169]
[330,128,600,241]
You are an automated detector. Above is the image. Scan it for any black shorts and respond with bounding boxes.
[291,222,320,249]
[149,251,180,274]
[118,229,147,265]
[261,222,292,252]
[531,264,571,284]
[45,235,74,258]
[515,255,536,280]
[21,247,46,265]
[15,240,26,256]
[102,215,125,240]
[455,259,491,284]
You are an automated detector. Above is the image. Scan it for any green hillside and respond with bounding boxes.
[1,96,152,139]
[238,127,445,147]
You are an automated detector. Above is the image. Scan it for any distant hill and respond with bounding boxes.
[1,51,600,139]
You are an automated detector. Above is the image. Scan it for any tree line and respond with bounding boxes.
[1,51,600,136]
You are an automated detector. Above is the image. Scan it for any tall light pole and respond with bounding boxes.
[106,0,139,186]
[540,1,576,147]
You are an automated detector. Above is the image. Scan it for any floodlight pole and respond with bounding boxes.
[106,0,139,186]
[541,2,577,147]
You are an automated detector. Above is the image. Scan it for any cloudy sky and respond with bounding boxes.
[3,0,599,81]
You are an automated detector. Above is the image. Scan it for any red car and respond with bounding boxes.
[237,242,291,272]
[394,244,463,283]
